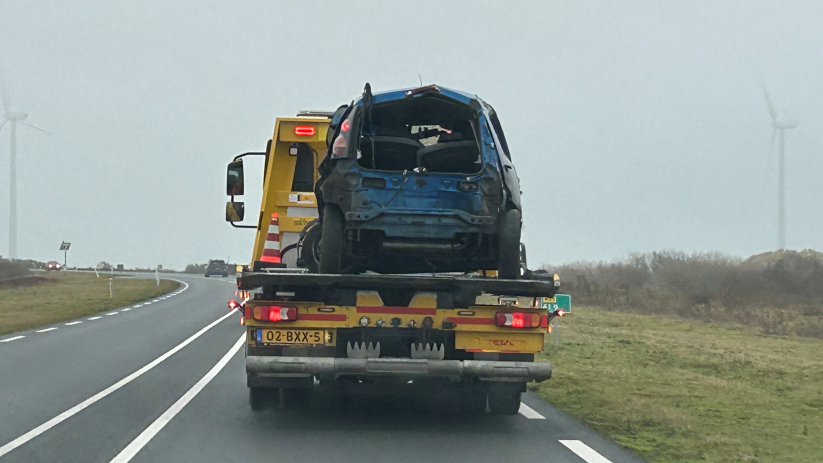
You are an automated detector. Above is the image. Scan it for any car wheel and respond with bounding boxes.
[319,206,344,274]
[497,208,522,280]
[300,221,322,273]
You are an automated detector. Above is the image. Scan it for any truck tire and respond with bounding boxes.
[299,221,322,273]
[497,208,522,280]
[282,387,311,410]
[461,390,488,415]
[249,387,268,411]
[488,390,521,415]
[319,206,344,274]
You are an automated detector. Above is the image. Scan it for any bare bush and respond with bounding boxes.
[545,250,823,339]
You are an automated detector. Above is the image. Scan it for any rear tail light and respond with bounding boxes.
[294,125,316,137]
[495,311,540,328]
[227,300,239,310]
[252,306,298,322]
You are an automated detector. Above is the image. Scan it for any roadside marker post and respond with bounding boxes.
[109,278,113,298]
[59,242,71,268]
[540,295,571,348]
[155,267,160,286]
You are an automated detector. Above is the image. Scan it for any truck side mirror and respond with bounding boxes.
[227,159,245,196]
[226,201,245,222]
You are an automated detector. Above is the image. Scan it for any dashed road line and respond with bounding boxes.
[105,312,119,316]
[0,336,25,343]
[0,308,239,458]
[559,440,613,463]
[36,328,57,333]
[122,308,131,312]
[65,321,82,326]
[109,333,246,463]
[518,403,546,419]
[88,316,102,321]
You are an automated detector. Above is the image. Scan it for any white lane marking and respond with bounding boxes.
[109,334,246,463]
[106,312,119,316]
[36,328,57,333]
[88,316,102,320]
[0,336,25,343]
[65,321,83,326]
[0,309,239,458]
[559,440,613,463]
[122,308,131,312]
[144,302,152,305]
[134,304,143,308]
[518,403,546,419]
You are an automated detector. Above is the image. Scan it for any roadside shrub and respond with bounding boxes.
[184,263,207,274]
[0,259,32,281]
[545,249,823,339]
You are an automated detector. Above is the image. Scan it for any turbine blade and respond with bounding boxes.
[763,89,777,123]
[23,122,50,134]
[0,74,9,115]
[0,119,7,131]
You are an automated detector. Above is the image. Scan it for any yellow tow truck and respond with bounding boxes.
[225,111,564,414]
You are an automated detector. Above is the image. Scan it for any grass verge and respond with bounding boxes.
[0,272,179,335]
[537,307,823,463]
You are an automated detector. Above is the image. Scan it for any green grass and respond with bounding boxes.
[0,272,179,335]
[536,307,823,463]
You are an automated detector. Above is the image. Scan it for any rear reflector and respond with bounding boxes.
[495,311,541,328]
[253,306,298,322]
[294,126,316,137]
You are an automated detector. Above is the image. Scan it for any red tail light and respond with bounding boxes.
[495,311,540,328]
[252,306,298,322]
[294,126,316,137]
[227,300,239,310]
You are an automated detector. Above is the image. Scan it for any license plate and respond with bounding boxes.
[258,329,326,345]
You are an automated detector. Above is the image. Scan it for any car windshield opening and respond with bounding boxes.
[356,96,482,174]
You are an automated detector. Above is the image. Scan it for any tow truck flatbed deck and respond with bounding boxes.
[238,272,559,299]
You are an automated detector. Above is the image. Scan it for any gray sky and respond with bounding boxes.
[1,0,821,269]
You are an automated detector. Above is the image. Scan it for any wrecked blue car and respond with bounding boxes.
[315,84,522,278]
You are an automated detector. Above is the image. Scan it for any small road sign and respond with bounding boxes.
[59,242,71,251]
[541,294,571,313]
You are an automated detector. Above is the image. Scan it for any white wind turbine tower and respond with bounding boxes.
[1,74,48,259]
[764,90,797,251]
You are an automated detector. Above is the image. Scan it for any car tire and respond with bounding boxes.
[497,208,522,280]
[300,221,322,273]
[319,206,344,274]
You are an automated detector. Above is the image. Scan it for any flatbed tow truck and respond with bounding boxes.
[226,111,565,414]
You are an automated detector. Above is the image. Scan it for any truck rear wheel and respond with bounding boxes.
[319,206,344,274]
[461,390,488,415]
[497,208,522,280]
[249,387,277,411]
[488,390,521,415]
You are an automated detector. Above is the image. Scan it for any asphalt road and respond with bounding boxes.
[0,275,646,463]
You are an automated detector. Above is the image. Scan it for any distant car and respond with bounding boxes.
[204,259,229,277]
[316,84,523,278]
[46,261,62,271]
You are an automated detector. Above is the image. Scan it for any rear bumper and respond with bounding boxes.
[345,209,495,238]
[246,356,551,382]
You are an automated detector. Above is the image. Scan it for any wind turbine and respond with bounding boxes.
[764,90,797,251]
[1,74,48,259]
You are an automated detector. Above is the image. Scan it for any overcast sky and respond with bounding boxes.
[0,0,821,269]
